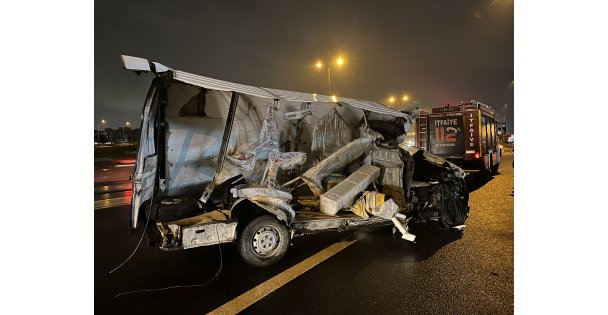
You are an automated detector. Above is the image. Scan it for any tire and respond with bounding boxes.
[237,215,290,267]
[488,153,493,174]
[146,197,201,221]
[478,168,492,181]
[448,201,468,227]
[441,192,468,228]
[491,163,500,175]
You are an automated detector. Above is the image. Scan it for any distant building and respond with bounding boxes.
[95,129,108,143]
[131,128,140,142]
[120,127,132,142]
[94,126,140,144]
[103,128,115,143]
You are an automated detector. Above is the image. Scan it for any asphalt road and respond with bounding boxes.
[94,162,135,209]
[94,161,135,183]
[95,151,513,314]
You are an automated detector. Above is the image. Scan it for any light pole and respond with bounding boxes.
[315,56,345,96]
[97,119,106,144]
[502,103,508,143]
[123,121,130,142]
[388,95,409,111]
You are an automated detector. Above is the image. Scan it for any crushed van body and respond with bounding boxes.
[122,55,470,267]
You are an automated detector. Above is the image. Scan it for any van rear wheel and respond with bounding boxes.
[237,215,290,267]
[146,197,201,221]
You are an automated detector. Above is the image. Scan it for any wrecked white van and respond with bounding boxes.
[122,55,469,267]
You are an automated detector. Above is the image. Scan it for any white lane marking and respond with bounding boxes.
[114,164,136,168]
[207,239,358,314]
[94,195,131,210]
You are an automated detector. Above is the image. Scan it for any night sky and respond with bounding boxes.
[95,0,513,131]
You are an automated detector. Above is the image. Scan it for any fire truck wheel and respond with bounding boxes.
[491,163,500,175]
[237,215,290,267]
[477,168,492,181]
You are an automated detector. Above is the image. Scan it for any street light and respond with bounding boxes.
[314,55,345,95]
[123,121,130,143]
[97,119,106,144]
[388,95,409,111]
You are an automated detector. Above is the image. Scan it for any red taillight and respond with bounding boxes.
[114,158,137,164]
[474,153,480,159]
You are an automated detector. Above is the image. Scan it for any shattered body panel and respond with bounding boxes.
[123,55,470,265]
[302,137,374,195]
[320,164,381,215]
[290,211,392,236]
[151,211,237,250]
[181,221,237,249]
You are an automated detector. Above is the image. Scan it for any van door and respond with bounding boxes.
[131,79,159,229]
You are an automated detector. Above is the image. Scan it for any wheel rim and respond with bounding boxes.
[252,225,280,256]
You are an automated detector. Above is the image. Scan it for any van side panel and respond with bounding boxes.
[131,80,158,228]
[161,80,371,197]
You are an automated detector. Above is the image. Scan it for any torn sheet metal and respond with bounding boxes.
[371,198,399,219]
[366,110,417,133]
[371,199,415,242]
[284,102,312,120]
[391,216,416,242]
[230,187,296,224]
[348,194,415,242]
[155,222,174,249]
[264,151,307,188]
[367,119,408,140]
[311,107,353,163]
[350,191,386,219]
[367,148,404,187]
[290,212,391,236]
[225,141,266,171]
[231,187,296,223]
[231,102,306,189]
[319,164,380,216]
[181,221,238,249]
[231,197,294,224]
[200,92,241,203]
[275,152,307,170]
[233,187,292,201]
[366,147,406,206]
[258,101,281,188]
[349,192,399,220]
[253,199,294,223]
[302,137,374,195]
[226,144,305,173]
[220,102,282,183]
[405,146,466,180]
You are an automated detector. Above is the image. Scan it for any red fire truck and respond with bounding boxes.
[415,100,502,174]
